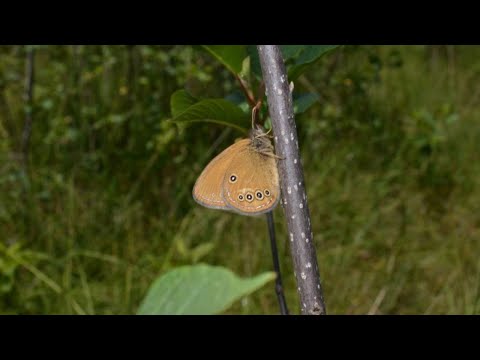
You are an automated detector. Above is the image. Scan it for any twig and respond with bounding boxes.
[256,80,265,104]
[266,212,289,315]
[257,45,326,315]
[255,81,266,125]
[235,74,256,108]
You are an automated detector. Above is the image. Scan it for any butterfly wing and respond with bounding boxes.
[222,142,280,216]
[192,139,250,210]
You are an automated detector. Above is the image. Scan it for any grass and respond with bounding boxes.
[1,45,480,314]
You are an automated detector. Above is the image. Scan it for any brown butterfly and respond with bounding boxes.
[192,125,280,216]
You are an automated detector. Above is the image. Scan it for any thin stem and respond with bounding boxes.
[235,74,256,108]
[256,81,266,125]
[266,212,289,315]
[256,80,265,104]
[21,46,35,168]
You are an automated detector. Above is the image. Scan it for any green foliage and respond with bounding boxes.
[1,45,480,314]
[202,45,247,75]
[170,89,198,117]
[280,45,305,60]
[288,45,339,80]
[171,45,339,129]
[246,45,339,81]
[246,45,263,78]
[293,93,320,114]
[137,264,275,315]
[0,243,21,294]
[169,90,249,134]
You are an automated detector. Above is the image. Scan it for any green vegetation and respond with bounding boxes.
[137,264,275,315]
[1,45,479,314]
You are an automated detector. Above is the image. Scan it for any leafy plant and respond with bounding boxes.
[169,45,339,132]
[136,45,340,314]
[164,45,340,139]
[137,264,275,315]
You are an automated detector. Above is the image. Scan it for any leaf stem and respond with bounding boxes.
[235,74,256,108]
[266,212,289,315]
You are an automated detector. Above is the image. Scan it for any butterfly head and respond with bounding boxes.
[249,125,274,156]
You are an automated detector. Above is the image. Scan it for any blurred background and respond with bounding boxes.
[0,45,479,314]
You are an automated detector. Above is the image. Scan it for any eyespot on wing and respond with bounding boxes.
[222,145,280,216]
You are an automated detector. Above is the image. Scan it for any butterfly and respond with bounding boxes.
[192,125,280,216]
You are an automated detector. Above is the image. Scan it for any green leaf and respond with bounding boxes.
[247,45,300,79]
[170,90,198,118]
[190,242,215,263]
[202,45,247,75]
[296,45,339,65]
[280,45,305,61]
[293,93,320,114]
[137,264,276,315]
[240,56,250,78]
[247,45,262,79]
[288,45,339,80]
[169,94,249,134]
[248,45,339,81]
[224,90,247,105]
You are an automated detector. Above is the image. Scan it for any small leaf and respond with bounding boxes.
[249,45,339,81]
[280,45,305,60]
[169,96,249,134]
[264,117,272,131]
[190,242,215,263]
[295,45,339,65]
[202,45,247,75]
[288,45,339,80]
[240,56,250,78]
[174,237,189,258]
[247,45,262,79]
[137,264,276,315]
[170,90,198,118]
[293,93,320,114]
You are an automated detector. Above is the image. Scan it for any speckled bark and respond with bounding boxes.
[257,45,326,315]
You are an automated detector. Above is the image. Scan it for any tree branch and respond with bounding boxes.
[257,45,326,315]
